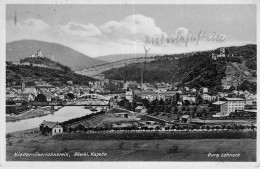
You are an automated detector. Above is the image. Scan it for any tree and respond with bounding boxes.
[35,94,47,102]
[66,93,75,99]
[183,100,190,106]
[229,85,236,92]
[141,98,150,109]
[175,93,180,103]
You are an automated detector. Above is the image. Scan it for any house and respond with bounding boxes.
[18,93,35,102]
[190,88,197,93]
[245,95,257,105]
[200,87,208,93]
[22,87,38,96]
[6,93,18,101]
[232,90,238,95]
[243,90,251,97]
[125,90,134,101]
[181,115,191,123]
[59,94,65,100]
[39,120,63,136]
[67,81,73,85]
[44,93,52,102]
[181,95,196,104]
[238,90,244,95]
[135,106,147,113]
[184,87,190,91]
[201,94,212,101]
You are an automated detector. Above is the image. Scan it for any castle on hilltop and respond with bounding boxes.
[211,47,234,60]
[29,49,44,58]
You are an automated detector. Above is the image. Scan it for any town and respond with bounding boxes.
[6,49,257,136]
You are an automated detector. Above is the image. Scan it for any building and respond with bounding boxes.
[199,87,208,93]
[39,120,63,135]
[190,88,197,93]
[245,95,257,105]
[181,115,191,123]
[135,106,147,113]
[212,47,226,60]
[29,49,44,58]
[213,98,245,116]
[125,90,134,102]
[201,94,212,101]
[212,101,227,113]
[223,98,245,115]
[181,95,196,104]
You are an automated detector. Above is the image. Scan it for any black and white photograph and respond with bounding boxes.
[1,0,259,166]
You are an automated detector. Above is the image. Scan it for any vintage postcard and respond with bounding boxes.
[0,0,259,168]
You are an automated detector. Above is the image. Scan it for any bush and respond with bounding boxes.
[119,142,124,149]
[168,146,178,153]
[7,141,13,146]
[17,139,24,144]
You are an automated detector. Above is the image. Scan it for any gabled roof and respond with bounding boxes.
[40,121,58,129]
[135,106,145,110]
[224,98,245,101]
[181,115,190,119]
[213,101,226,105]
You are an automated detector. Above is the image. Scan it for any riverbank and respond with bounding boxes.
[6,107,55,122]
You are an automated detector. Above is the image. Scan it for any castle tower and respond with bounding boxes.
[37,49,43,57]
[220,47,225,54]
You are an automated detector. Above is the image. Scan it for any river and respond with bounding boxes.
[6,106,102,133]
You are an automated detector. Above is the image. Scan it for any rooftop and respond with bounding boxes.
[40,120,58,129]
[213,101,226,105]
[224,98,245,101]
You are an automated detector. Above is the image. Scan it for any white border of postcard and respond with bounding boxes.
[0,0,259,168]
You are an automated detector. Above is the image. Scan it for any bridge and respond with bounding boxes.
[30,94,115,109]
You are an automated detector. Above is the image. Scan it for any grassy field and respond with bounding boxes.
[6,129,256,161]
[6,107,54,122]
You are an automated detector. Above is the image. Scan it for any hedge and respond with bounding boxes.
[53,131,256,140]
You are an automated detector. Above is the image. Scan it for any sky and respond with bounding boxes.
[6,4,256,57]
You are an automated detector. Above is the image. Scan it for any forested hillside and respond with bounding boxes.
[6,63,95,86]
[103,44,256,91]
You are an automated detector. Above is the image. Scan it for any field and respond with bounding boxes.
[6,107,54,122]
[6,129,256,161]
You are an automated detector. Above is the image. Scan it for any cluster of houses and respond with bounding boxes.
[122,84,257,116]
[6,80,95,104]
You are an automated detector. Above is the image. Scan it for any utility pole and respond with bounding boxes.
[141,45,150,90]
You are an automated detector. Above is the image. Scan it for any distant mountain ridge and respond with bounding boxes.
[96,53,159,62]
[6,40,107,71]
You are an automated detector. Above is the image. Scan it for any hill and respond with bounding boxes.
[6,62,95,86]
[96,53,158,62]
[20,57,72,72]
[76,57,155,79]
[6,40,107,70]
[102,44,257,92]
